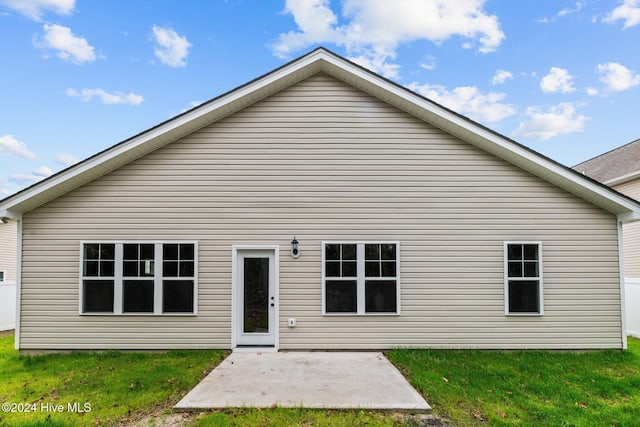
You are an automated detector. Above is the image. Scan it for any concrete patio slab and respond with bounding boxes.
[175,351,430,411]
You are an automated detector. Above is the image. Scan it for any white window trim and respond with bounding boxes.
[504,241,544,316]
[79,240,198,316]
[322,241,400,316]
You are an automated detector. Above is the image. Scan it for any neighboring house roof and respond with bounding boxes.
[573,138,640,185]
[1,47,640,222]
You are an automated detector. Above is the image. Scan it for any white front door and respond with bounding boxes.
[234,248,277,347]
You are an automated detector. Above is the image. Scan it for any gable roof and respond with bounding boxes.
[2,47,640,222]
[573,138,640,185]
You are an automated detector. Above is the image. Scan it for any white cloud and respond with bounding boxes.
[408,83,516,124]
[603,0,640,29]
[540,67,576,93]
[55,153,79,166]
[0,0,74,21]
[596,62,640,91]
[512,103,588,140]
[420,55,437,71]
[492,69,513,85]
[35,24,96,64]
[0,176,9,195]
[66,88,144,105]
[33,165,53,177]
[179,101,204,114]
[0,135,37,160]
[8,165,52,185]
[586,87,599,96]
[272,0,504,78]
[10,174,41,184]
[152,26,191,68]
[539,1,585,23]
[348,49,401,79]
[558,1,586,17]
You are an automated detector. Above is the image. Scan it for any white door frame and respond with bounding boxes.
[231,245,279,349]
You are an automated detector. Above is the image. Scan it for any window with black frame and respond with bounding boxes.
[80,242,196,315]
[505,242,542,314]
[324,242,399,315]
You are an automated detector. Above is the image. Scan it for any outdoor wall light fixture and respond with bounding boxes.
[291,237,300,258]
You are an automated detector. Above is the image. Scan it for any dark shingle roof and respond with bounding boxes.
[573,139,640,183]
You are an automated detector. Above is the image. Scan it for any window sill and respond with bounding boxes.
[505,312,543,317]
[80,313,197,317]
[322,312,400,317]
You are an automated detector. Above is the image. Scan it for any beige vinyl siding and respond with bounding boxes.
[19,73,622,350]
[613,179,640,278]
[0,220,17,283]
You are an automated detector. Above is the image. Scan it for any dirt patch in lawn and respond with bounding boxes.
[124,411,196,427]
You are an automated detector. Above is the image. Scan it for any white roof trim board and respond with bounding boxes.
[2,47,640,222]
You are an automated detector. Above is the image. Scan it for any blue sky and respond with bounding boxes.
[1,0,639,197]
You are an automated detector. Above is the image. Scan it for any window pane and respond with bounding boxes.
[140,260,154,277]
[123,244,138,260]
[83,280,114,313]
[163,280,194,313]
[101,244,115,260]
[84,244,100,260]
[524,262,538,278]
[508,280,540,313]
[326,280,357,313]
[524,244,538,260]
[84,261,98,277]
[243,258,269,333]
[365,280,397,313]
[381,261,396,277]
[100,260,114,277]
[508,244,522,261]
[123,280,154,313]
[140,244,154,260]
[163,244,179,260]
[381,244,396,260]
[326,244,340,260]
[365,244,379,260]
[179,261,195,277]
[180,244,194,260]
[508,261,522,278]
[123,261,138,277]
[365,261,380,277]
[326,261,340,277]
[342,261,357,277]
[342,244,357,260]
[163,261,178,277]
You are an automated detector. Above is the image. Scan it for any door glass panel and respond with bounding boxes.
[244,257,269,333]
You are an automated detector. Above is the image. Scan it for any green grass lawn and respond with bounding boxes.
[1,331,639,426]
[0,332,225,426]
[387,337,640,426]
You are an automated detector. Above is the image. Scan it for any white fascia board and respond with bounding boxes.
[0,210,21,220]
[617,210,640,223]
